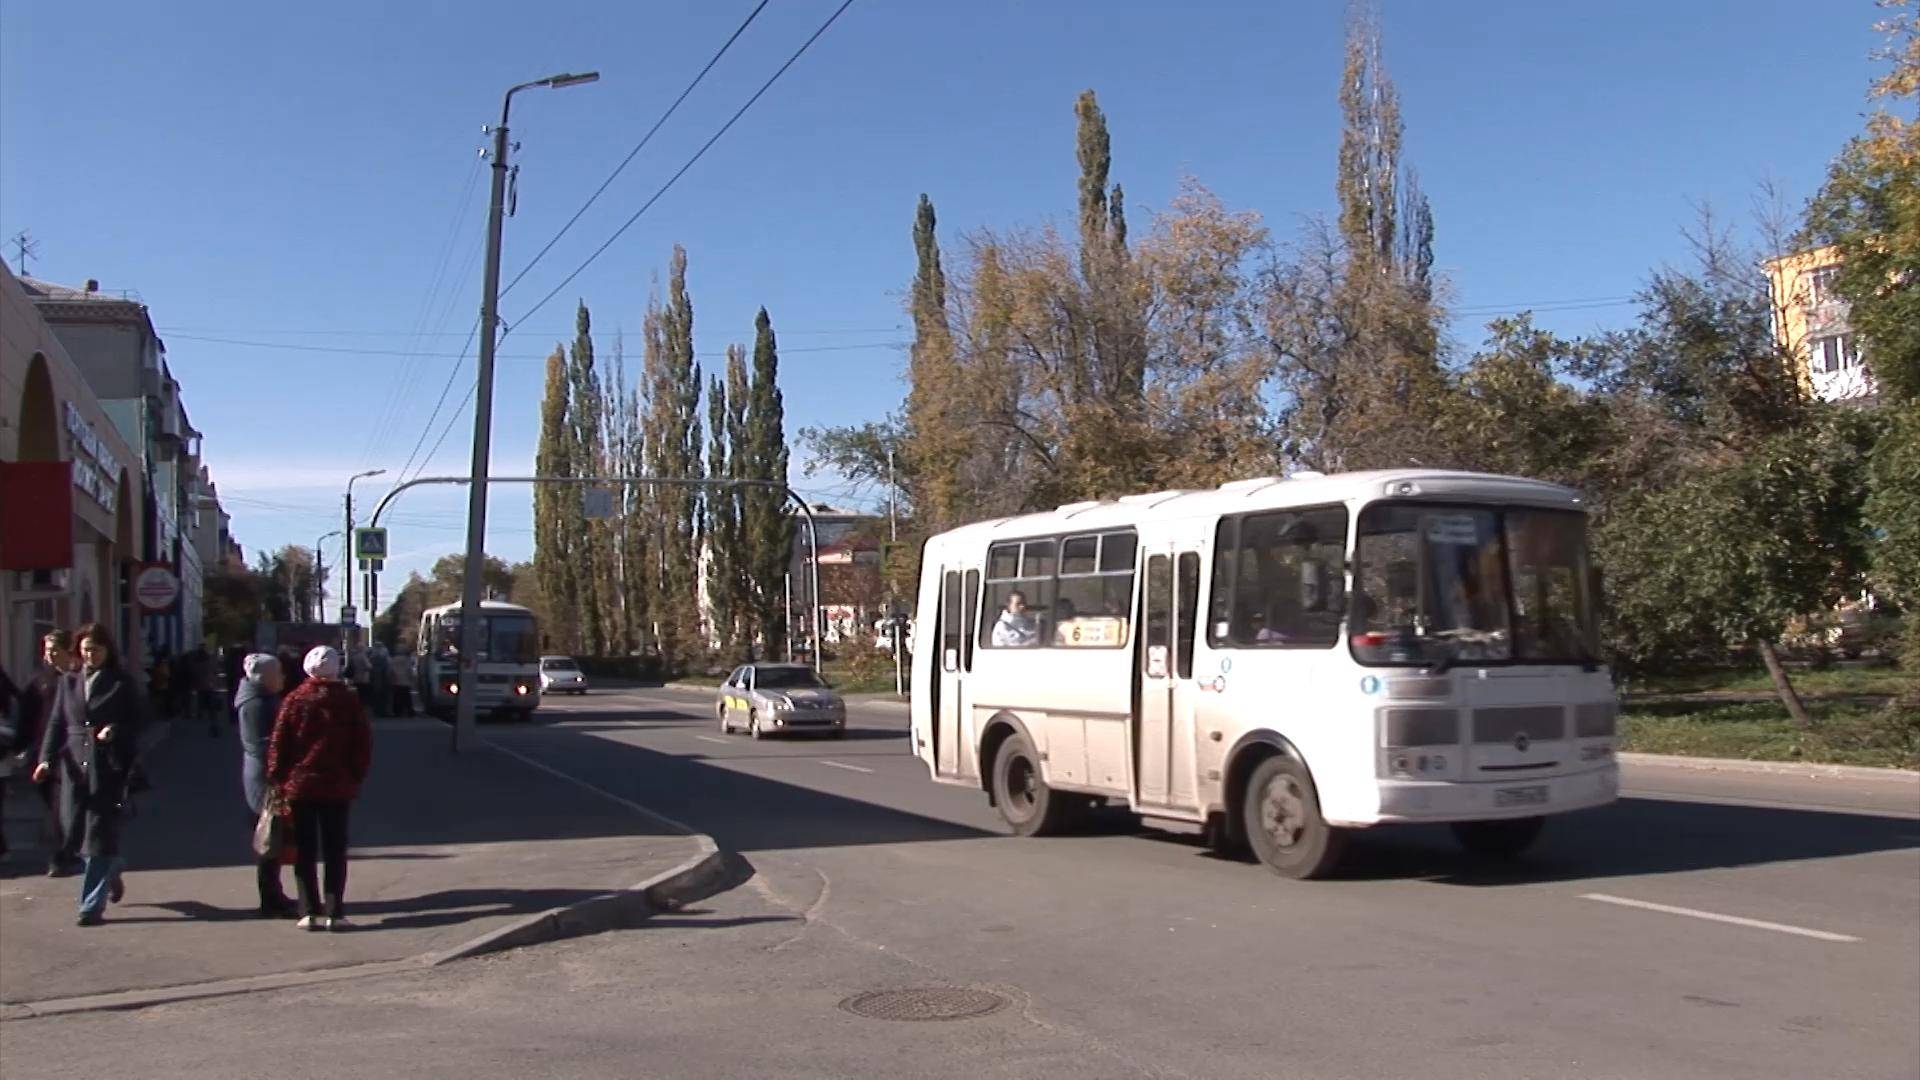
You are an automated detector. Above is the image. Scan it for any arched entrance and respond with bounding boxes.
[18,352,57,461]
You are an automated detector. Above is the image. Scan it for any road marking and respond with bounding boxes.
[694,735,731,745]
[1578,893,1861,943]
[819,760,875,774]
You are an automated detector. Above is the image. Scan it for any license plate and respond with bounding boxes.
[1495,784,1549,808]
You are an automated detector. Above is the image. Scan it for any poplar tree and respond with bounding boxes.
[904,194,962,532]
[533,347,580,653]
[641,247,704,672]
[705,360,738,652]
[743,307,790,652]
[567,302,610,655]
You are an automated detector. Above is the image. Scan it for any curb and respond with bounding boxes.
[0,735,742,1021]
[1619,751,1919,782]
[425,836,739,965]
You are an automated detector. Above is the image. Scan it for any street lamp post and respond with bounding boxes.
[454,70,599,752]
[343,469,386,649]
[315,530,343,626]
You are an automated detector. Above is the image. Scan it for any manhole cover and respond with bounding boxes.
[838,987,1009,1022]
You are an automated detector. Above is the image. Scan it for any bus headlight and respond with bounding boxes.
[514,683,530,696]
[445,683,459,696]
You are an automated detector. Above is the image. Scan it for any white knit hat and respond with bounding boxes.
[303,645,343,680]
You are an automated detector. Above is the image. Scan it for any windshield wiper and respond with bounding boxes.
[1421,638,1462,676]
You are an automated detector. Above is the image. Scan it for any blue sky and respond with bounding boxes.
[1,0,1883,607]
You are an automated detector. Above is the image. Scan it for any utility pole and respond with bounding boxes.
[343,469,385,650]
[887,444,897,543]
[453,71,598,753]
[315,530,342,627]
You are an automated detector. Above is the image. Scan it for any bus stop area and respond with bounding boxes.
[0,717,709,1014]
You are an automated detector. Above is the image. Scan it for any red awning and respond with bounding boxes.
[0,461,76,570]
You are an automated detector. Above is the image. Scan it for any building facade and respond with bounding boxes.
[1765,245,1879,405]
[19,273,226,659]
[0,264,147,677]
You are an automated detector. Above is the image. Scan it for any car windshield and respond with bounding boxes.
[543,658,579,671]
[756,667,828,690]
[1350,502,1598,667]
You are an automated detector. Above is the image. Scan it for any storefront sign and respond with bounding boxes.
[63,401,119,514]
[133,562,180,613]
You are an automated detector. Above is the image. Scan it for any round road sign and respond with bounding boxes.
[133,563,180,613]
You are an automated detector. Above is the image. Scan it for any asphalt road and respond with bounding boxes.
[494,686,1920,1080]
[5,685,1914,1080]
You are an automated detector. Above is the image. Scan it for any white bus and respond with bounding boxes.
[910,470,1619,879]
[415,600,542,720]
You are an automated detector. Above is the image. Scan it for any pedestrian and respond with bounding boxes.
[368,644,392,719]
[0,662,16,863]
[389,648,416,717]
[235,653,295,917]
[267,646,372,931]
[11,631,82,874]
[32,624,146,926]
[148,649,173,720]
[278,648,307,694]
[191,646,222,737]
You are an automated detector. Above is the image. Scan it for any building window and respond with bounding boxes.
[1814,334,1860,373]
[1807,266,1841,307]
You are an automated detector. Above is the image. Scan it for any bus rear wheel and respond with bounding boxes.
[992,732,1067,837]
[1243,756,1346,880]
[1451,817,1545,860]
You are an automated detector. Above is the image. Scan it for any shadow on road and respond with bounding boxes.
[1146,795,1919,884]
[487,724,995,856]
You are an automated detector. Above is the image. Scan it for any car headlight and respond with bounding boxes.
[772,698,794,712]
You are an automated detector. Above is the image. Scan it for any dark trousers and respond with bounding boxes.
[290,800,351,918]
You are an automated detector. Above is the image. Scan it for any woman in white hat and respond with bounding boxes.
[266,646,372,930]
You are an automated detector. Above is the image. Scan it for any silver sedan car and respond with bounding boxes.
[715,663,847,739]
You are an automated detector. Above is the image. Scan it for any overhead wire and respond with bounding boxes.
[406,0,856,486]
[505,0,859,335]
[497,0,773,301]
[356,152,486,472]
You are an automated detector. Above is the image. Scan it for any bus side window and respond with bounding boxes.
[942,571,962,671]
[1176,553,1200,679]
[962,570,980,672]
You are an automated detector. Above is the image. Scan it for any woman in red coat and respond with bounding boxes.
[267,646,373,931]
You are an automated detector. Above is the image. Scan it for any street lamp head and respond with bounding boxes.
[542,71,600,89]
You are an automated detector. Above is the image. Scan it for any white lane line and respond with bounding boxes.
[818,760,875,774]
[694,735,731,746]
[1578,893,1861,943]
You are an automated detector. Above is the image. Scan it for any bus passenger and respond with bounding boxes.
[991,591,1041,648]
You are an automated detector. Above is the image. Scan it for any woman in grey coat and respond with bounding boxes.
[235,653,294,916]
[32,624,145,926]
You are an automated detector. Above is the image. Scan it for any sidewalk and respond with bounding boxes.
[0,717,704,1008]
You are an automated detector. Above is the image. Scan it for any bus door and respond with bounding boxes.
[936,566,979,779]
[1136,549,1201,811]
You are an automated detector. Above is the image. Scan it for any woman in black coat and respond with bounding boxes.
[33,624,146,926]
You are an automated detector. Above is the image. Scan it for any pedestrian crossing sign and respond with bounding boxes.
[354,526,389,561]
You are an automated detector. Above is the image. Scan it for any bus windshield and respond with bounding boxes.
[437,614,539,664]
[1350,503,1598,667]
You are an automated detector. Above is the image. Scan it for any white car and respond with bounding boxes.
[539,655,589,695]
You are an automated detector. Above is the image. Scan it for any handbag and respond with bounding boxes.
[252,797,288,859]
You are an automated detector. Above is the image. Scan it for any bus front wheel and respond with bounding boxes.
[1243,756,1346,880]
[991,732,1068,837]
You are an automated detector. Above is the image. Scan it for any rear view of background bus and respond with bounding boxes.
[909,470,1619,879]
[414,600,543,721]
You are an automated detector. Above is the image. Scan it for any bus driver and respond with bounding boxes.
[991,591,1041,648]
